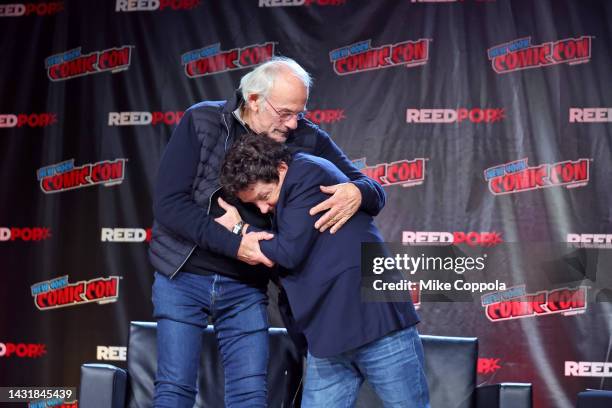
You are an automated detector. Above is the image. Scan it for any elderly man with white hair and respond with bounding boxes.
[149,57,385,407]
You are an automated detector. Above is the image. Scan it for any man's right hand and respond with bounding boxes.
[237,231,275,267]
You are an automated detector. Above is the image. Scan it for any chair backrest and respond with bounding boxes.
[576,390,612,408]
[125,321,303,408]
[356,335,478,408]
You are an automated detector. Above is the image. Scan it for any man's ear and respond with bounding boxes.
[277,162,289,180]
[247,94,260,113]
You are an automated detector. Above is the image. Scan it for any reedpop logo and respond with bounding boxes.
[0,113,58,128]
[406,108,504,124]
[0,227,51,241]
[0,2,63,16]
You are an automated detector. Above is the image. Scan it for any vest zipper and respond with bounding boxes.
[171,111,234,279]
[170,245,196,279]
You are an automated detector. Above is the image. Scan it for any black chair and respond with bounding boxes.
[576,389,612,408]
[80,322,302,408]
[80,322,532,407]
[356,335,532,408]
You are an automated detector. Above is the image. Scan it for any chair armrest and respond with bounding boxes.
[476,383,532,408]
[79,363,127,408]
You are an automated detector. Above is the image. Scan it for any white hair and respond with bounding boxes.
[239,57,312,103]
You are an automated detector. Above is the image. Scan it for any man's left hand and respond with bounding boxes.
[309,183,362,234]
[215,197,242,231]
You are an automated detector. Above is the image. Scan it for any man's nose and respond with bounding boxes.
[259,203,270,214]
[286,115,299,130]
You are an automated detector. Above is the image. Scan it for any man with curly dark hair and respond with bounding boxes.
[216,134,429,408]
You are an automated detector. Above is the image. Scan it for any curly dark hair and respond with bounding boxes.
[220,134,293,197]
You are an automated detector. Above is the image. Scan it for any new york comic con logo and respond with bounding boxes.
[182,42,275,78]
[487,36,592,74]
[37,159,126,194]
[352,157,425,187]
[484,158,590,195]
[329,39,429,75]
[481,285,587,322]
[45,45,133,81]
[31,275,120,311]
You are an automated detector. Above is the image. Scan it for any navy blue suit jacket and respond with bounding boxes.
[258,153,419,358]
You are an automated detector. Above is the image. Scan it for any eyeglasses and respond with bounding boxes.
[264,98,306,122]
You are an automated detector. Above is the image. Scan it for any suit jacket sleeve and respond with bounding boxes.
[258,162,328,270]
[314,128,386,216]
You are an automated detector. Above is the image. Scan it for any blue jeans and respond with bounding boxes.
[152,272,269,408]
[302,326,430,408]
